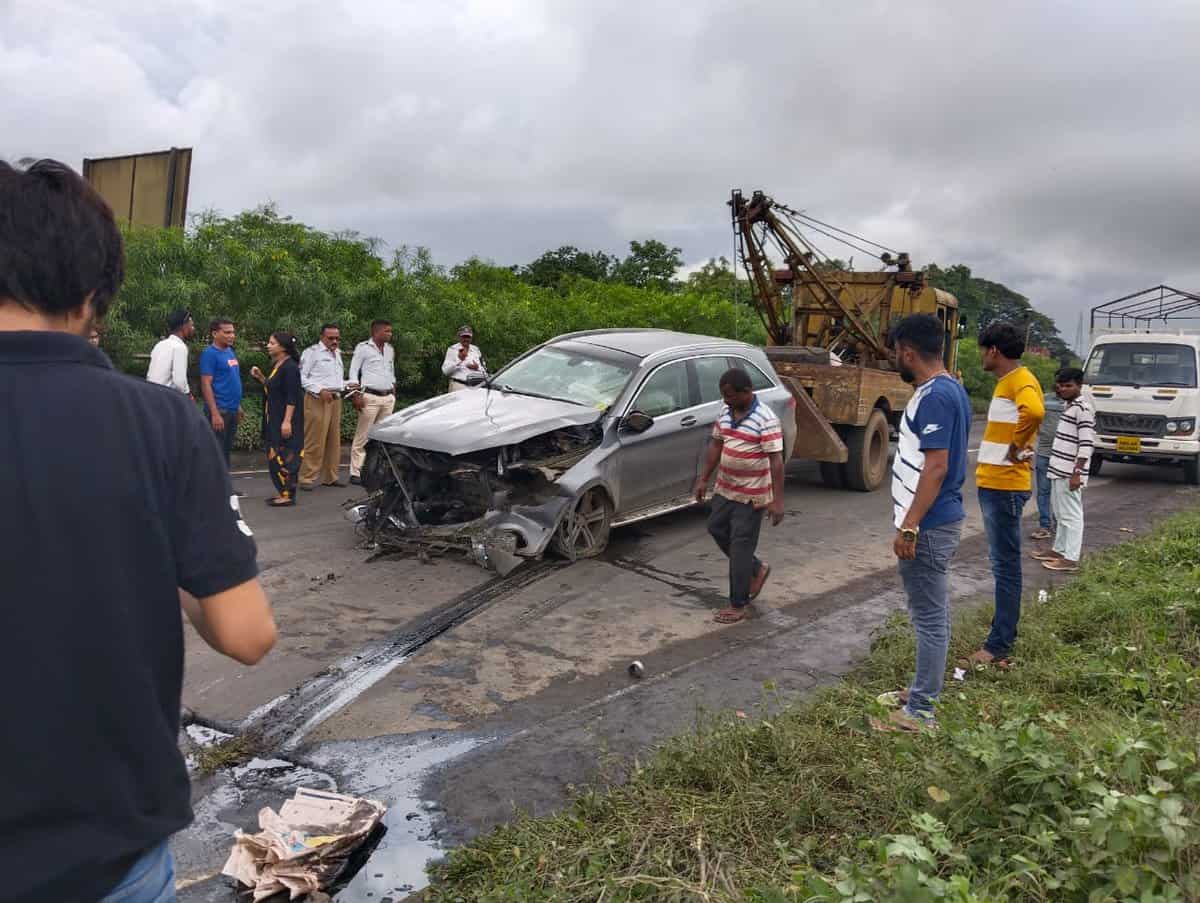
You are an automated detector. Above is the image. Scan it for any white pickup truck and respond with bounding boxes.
[1083,331,1200,484]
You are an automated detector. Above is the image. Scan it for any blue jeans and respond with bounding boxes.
[898,521,963,719]
[978,488,1030,658]
[99,842,176,903]
[1034,455,1053,529]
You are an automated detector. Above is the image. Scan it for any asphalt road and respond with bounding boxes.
[176,429,1200,900]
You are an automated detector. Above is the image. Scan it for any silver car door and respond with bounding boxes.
[690,354,735,481]
[614,359,699,513]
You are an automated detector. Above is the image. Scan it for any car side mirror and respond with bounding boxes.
[620,411,655,433]
[464,373,487,387]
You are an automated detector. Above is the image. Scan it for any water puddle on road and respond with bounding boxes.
[304,733,490,901]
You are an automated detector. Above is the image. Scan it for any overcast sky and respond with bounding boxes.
[5,0,1198,346]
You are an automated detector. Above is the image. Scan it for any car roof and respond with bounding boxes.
[553,328,755,360]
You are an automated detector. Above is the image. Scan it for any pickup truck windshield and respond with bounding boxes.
[1085,342,1198,388]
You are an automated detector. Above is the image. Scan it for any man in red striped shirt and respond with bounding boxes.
[694,368,786,624]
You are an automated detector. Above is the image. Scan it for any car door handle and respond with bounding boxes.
[680,415,697,427]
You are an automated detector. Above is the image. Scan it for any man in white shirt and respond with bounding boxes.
[298,324,350,489]
[442,325,486,392]
[146,309,194,395]
[348,319,396,486]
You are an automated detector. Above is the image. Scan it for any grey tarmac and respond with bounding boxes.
[177,429,1199,900]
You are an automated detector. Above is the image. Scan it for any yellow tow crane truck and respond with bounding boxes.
[730,189,961,491]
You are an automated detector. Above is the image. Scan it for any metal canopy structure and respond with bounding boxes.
[1091,285,1200,331]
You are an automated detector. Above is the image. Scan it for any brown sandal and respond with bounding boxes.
[1043,558,1078,572]
[870,709,937,733]
[714,606,750,624]
[749,563,771,601]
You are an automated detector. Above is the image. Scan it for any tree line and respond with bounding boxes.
[102,205,1070,447]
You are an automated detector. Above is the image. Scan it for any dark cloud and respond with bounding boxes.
[4,0,1198,343]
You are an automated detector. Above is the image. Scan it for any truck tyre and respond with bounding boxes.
[1089,455,1103,478]
[844,409,890,492]
[819,461,847,489]
[1184,457,1200,486]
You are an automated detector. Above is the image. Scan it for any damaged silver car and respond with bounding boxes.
[346,329,797,574]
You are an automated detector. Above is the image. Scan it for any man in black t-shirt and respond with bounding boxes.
[0,160,278,902]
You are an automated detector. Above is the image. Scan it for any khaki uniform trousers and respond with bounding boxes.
[350,392,395,477]
[300,393,343,486]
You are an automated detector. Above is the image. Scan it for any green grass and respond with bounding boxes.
[194,733,259,775]
[426,512,1200,902]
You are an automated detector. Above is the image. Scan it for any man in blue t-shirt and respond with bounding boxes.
[874,314,972,733]
[199,318,244,467]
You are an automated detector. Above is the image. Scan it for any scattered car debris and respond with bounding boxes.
[222,787,386,901]
[628,660,644,678]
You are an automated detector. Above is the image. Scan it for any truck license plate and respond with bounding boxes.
[1116,436,1141,454]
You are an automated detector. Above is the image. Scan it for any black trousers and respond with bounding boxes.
[204,407,239,466]
[707,495,764,606]
[267,439,302,500]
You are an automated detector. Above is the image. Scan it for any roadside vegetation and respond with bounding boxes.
[426,511,1200,902]
[102,207,1071,448]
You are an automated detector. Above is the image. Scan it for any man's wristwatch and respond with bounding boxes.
[900,526,920,543]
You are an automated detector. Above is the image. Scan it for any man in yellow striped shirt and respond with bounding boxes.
[973,322,1044,665]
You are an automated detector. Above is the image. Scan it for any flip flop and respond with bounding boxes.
[714,606,750,624]
[749,563,772,601]
[1043,559,1079,572]
[1031,549,1060,561]
[961,651,1012,669]
[869,709,938,733]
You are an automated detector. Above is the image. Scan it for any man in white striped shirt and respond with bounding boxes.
[1033,368,1094,572]
[693,367,786,624]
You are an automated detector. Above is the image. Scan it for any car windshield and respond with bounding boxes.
[1085,342,1198,388]
[493,345,636,408]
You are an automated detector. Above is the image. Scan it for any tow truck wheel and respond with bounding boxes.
[552,487,613,560]
[1183,457,1199,486]
[844,409,890,492]
[1089,455,1104,478]
[819,461,847,489]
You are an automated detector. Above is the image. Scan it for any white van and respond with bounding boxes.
[1083,331,1200,484]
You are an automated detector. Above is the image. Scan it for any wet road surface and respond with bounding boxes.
[177,433,1199,899]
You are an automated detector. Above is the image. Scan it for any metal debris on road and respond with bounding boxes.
[628,660,644,678]
[222,787,386,900]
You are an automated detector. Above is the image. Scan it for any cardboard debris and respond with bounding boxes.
[222,787,386,900]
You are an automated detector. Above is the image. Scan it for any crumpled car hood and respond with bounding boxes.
[369,388,605,454]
